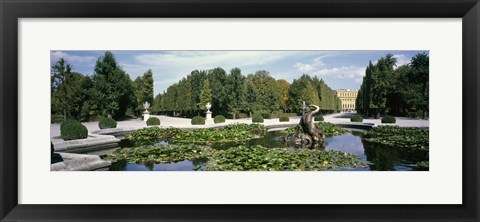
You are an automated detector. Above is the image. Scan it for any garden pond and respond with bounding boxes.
[106,124,429,171]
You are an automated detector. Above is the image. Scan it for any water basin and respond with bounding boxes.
[109,130,427,171]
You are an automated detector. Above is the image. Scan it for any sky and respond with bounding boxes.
[50,50,428,96]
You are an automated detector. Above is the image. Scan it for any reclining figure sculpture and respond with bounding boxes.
[294,104,325,148]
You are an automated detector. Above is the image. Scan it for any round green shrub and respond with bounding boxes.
[279,115,289,122]
[61,120,88,141]
[350,115,363,122]
[146,117,161,126]
[314,115,324,121]
[214,115,226,124]
[60,119,78,132]
[252,114,264,123]
[191,116,206,125]
[381,115,396,123]
[98,117,117,129]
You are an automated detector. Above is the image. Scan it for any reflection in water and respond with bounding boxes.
[110,130,427,171]
[110,159,207,171]
[324,133,367,159]
[363,140,427,171]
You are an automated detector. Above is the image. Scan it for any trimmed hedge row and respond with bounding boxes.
[252,114,264,123]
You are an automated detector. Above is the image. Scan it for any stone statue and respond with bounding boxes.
[295,104,325,148]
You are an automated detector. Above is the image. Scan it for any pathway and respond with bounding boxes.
[50,113,429,138]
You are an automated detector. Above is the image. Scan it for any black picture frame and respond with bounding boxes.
[1,0,479,221]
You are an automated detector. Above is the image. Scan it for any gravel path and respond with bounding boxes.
[50,113,429,138]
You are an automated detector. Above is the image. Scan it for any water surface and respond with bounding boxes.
[109,131,427,171]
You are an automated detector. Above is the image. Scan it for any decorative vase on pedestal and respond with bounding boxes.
[143,101,150,122]
[205,102,214,124]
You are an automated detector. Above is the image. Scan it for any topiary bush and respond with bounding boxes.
[252,114,264,123]
[60,119,78,132]
[98,117,117,129]
[191,116,206,125]
[381,115,396,123]
[279,115,289,122]
[146,117,161,126]
[314,115,324,121]
[350,115,363,122]
[61,120,88,141]
[214,115,226,124]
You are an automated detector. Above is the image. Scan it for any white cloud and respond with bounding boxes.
[118,51,314,94]
[393,54,411,67]
[312,66,366,83]
[293,63,315,73]
[293,56,365,83]
[134,51,302,69]
[294,57,325,73]
[50,51,97,63]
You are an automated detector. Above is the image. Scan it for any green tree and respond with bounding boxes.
[370,54,397,117]
[163,84,179,116]
[207,67,228,115]
[287,75,320,113]
[176,77,194,115]
[226,68,247,119]
[244,75,257,116]
[92,51,134,119]
[246,70,281,116]
[277,79,290,112]
[132,70,154,116]
[189,70,207,115]
[356,53,429,118]
[151,93,162,114]
[199,79,213,111]
[410,53,429,118]
[78,75,102,121]
[51,58,73,120]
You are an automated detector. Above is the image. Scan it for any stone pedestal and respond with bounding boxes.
[143,111,150,122]
[206,111,214,124]
[206,111,212,121]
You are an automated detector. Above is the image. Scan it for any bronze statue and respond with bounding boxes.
[295,104,325,148]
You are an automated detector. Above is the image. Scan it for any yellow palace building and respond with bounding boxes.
[336,89,358,112]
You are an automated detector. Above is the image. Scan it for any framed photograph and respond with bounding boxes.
[1,0,479,221]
